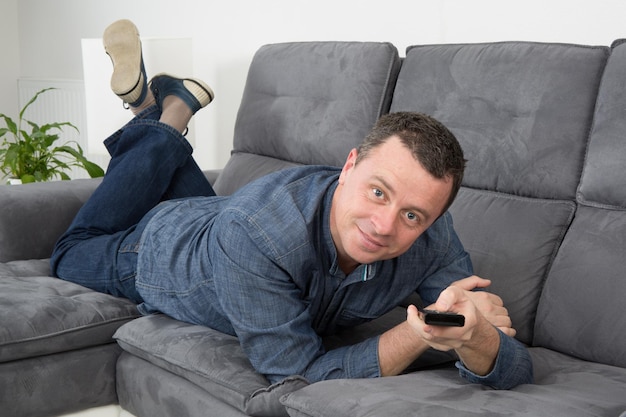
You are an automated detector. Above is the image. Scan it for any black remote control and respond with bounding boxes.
[419,308,465,327]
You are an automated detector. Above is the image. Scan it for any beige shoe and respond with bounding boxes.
[149,73,214,114]
[103,19,147,107]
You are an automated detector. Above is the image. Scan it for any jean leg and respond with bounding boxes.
[51,109,214,300]
[52,227,144,303]
[164,157,216,200]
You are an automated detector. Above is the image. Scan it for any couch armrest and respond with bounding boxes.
[203,169,222,187]
[0,171,222,262]
[0,179,101,262]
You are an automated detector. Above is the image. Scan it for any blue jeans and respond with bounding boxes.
[50,106,215,303]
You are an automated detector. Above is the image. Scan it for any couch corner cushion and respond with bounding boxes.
[0,260,140,362]
[114,314,308,417]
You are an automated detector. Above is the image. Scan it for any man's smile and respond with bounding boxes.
[358,226,386,251]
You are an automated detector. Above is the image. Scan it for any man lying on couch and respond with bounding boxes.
[51,19,533,390]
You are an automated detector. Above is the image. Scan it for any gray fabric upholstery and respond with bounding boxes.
[390,42,608,200]
[280,348,626,417]
[117,353,249,417]
[213,41,401,195]
[0,259,139,415]
[115,310,457,417]
[534,39,626,368]
[578,39,626,208]
[534,206,626,367]
[1,344,123,417]
[0,260,139,362]
[448,190,575,344]
[214,153,300,195]
[114,315,308,417]
[0,178,101,262]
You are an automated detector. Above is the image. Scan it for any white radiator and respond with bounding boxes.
[16,78,107,180]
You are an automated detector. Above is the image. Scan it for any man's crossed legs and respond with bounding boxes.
[50,19,215,303]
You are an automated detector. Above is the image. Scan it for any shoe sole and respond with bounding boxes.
[103,19,144,104]
[182,78,215,107]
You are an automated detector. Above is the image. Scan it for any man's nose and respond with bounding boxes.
[371,206,396,236]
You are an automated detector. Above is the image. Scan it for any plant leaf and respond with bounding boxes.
[54,145,105,178]
[0,114,18,135]
[19,88,56,120]
[1,87,104,181]
[81,160,105,178]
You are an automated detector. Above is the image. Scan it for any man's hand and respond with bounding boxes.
[450,276,516,337]
[406,280,502,376]
[406,285,480,352]
[379,275,513,377]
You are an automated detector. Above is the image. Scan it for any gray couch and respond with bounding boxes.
[2,39,626,417]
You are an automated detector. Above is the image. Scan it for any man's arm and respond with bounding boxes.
[378,277,501,377]
[378,320,430,376]
[379,308,500,377]
[378,276,533,388]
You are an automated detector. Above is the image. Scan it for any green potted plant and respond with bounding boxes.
[0,87,104,184]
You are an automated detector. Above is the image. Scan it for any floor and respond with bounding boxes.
[58,405,136,417]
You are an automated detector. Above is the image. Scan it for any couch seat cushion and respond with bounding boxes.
[0,259,140,362]
[280,348,626,417]
[114,314,308,417]
[115,309,460,417]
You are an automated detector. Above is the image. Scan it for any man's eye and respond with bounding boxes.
[372,188,384,198]
[405,212,418,222]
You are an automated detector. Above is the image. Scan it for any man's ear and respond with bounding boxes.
[338,148,358,185]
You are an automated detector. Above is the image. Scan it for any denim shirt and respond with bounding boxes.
[136,165,533,387]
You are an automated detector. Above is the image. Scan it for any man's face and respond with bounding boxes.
[330,135,453,274]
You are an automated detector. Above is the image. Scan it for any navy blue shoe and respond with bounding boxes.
[103,19,148,107]
[149,74,214,114]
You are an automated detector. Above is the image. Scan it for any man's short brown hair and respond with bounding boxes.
[356,112,466,216]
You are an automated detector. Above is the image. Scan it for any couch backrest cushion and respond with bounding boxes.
[391,42,609,344]
[578,40,626,209]
[534,40,626,368]
[391,41,608,200]
[213,41,401,195]
[448,190,575,345]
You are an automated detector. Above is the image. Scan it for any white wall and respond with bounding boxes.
[12,0,626,170]
[0,0,20,120]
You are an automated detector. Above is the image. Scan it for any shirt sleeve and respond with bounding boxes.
[209,213,381,384]
[455,329,534,389]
